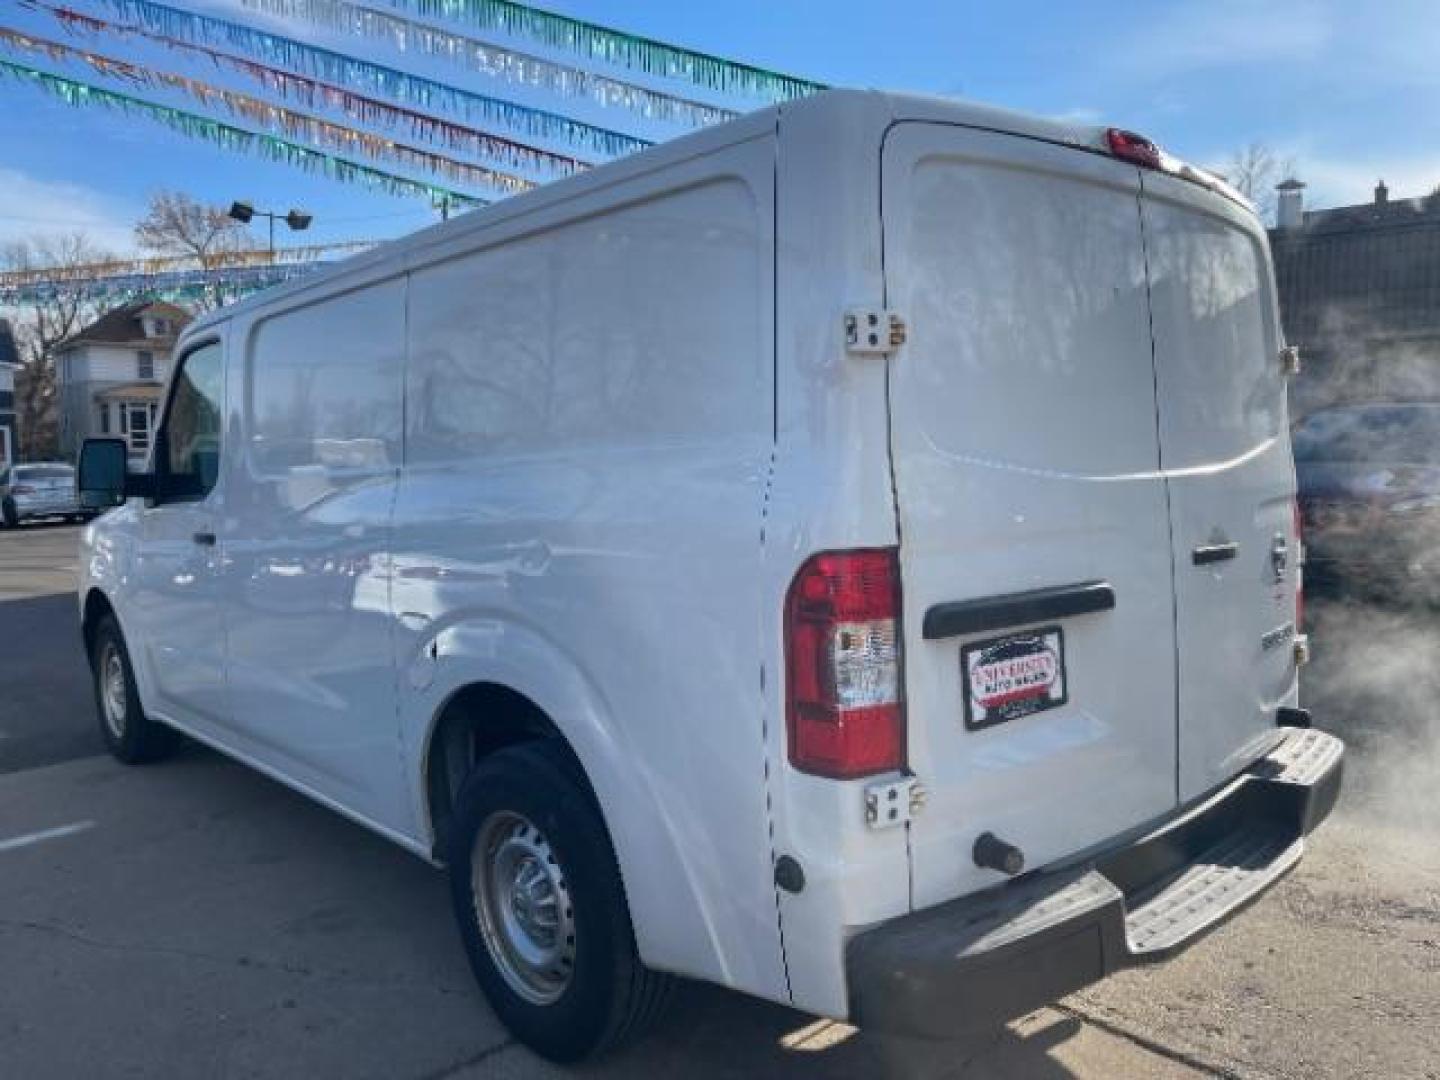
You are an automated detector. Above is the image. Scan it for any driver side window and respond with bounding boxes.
[160,342,224,502]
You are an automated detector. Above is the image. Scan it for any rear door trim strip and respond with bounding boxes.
[923,580,1116,640]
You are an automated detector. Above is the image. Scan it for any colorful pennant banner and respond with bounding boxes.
[25,2,594,176]
[0,58,486,207]
[0,263,328,306]
[240,0,738,127]
[68,0,651,159]
[388,0,826,103]
[0,242,378,288]
[0,27,542,194]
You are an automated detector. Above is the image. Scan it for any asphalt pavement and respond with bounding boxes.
[0,522,94,775]
[1,522,1436,1079]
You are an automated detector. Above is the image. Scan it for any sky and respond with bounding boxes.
[1,0,1437,257]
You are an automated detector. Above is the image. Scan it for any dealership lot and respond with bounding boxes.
[1,524,1436,1079]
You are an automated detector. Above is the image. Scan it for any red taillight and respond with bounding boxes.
[1106,128,1162,170]
[785,549,905,779]
[1293,498,1305,631]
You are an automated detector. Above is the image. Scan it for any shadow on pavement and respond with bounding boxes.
[0,592,97,774]
[617,987,1088,1078]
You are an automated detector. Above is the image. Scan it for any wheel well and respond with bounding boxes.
[81,589,116,655]
[424,683,582,861]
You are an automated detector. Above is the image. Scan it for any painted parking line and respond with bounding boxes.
[0,821,95,853]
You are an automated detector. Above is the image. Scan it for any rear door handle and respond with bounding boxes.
[1192,541,1238,565]
[193,531,217,547]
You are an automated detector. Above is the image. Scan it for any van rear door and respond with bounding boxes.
[1139,172,1297,800]
[881,124,1178,911]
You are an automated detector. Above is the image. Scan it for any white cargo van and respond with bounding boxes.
[76,90,1342,1061]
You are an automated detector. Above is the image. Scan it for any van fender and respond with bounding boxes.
[404,613,738,988]
[79,521,155,706]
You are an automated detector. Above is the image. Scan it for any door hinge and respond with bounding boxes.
[1279,345,1302,377]
[845,309,907,356]
[864,775,927,829]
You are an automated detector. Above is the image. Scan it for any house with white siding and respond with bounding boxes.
[54,300,190,462]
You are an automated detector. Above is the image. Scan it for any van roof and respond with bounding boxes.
[180,89,1212,338]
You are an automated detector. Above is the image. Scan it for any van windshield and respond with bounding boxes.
[1292,405,1440,465]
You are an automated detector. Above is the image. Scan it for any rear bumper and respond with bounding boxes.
[845,726,1343,1038]
[12,500,82,520]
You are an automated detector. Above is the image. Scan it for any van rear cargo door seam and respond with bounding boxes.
[1135,172,1183,807]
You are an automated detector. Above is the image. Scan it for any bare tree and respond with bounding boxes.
[134,190,245,268]
[1216,142,1297,225]
[1,233,111,460]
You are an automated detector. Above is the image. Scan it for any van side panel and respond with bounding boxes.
[764,92,913,1020]
[220,279,412,832]
[392,136,787,1001]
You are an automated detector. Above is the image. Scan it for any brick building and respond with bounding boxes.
[1269,180,1440,415]
[0,318,18,466]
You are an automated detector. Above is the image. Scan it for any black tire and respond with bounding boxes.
[446,741,671,1062]
[2,500,17,528]
[89,614,177,765]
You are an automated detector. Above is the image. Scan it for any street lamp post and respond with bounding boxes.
[227,202,313,263]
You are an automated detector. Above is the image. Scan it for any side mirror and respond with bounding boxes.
[77,438,151,509]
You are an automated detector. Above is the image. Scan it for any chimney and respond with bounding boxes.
[1276,177,1306,231]
[1374,179,1389,206]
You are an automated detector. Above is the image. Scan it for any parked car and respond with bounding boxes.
[1,461,85,526]
[74,90,1341,1062]
[1294,401,1440,598]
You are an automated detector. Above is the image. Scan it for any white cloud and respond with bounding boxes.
[0,168,140,256]
[1117,0,1333,77]
[1108,0,1440,94]
[1051,106,1103,126]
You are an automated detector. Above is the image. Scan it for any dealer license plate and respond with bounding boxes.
[961,626,1067,731]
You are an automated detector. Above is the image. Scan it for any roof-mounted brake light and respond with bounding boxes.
[1106,128,1162,170]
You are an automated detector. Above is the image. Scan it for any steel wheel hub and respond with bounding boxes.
[100,643,127,740]
[472,811,576,1005]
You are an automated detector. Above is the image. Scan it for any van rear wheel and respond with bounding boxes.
[446,741,671,1062]
[90,614,177,765]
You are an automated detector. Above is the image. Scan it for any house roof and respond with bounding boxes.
[57,300,191,351]
[1275,192,1440,239]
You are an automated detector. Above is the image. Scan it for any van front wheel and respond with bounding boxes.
[446,741,671,1062]
[90,614,177,765]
